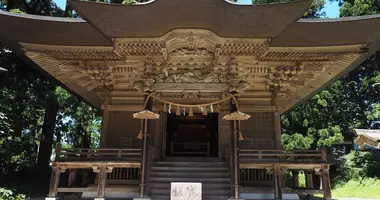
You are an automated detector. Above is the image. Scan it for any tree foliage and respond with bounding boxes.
[252,0,326,17]
[340,0,380,17]
[0,0,101,179]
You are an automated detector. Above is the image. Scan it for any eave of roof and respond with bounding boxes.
[271,14,380,47]
[68,0,313,38]
[0,10,112,46]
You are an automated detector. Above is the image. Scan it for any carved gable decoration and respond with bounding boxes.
[20,29,366,112]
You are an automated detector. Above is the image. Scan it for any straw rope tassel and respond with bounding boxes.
[137,119,144,139]
[163,103,168,112]
[202,106,207,116]
[176,106,181,116]
[189,107,194,116]
[238,121,244,141]
[216,103,221,113]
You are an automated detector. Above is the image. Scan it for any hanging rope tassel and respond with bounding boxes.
[163,103,168,112]
[238,131,244,141]
[189,107,194,116]
[216,103,221,113]
[238,121,244,141]
[202,106,207,116]
[176,105,181,116]
[137,120,144,139]
[137,130,143,140]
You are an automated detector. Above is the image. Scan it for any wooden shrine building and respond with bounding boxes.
[1,0,380,199]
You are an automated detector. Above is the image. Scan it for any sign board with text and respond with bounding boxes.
[170,182,202,200]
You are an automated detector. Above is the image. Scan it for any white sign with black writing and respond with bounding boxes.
[170,182,202,200]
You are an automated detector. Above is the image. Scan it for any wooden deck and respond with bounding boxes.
[47,147,331,200]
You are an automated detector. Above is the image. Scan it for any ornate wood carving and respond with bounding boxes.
[20,30,366,112]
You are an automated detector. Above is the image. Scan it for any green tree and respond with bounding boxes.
[252,0,326,18]
[340,0,380,17]
[282,1,380,150]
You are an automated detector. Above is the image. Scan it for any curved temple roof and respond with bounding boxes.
[68,0,313,38]
[0,11,111,46]
[0,1,380,112]
[271,14,380,47]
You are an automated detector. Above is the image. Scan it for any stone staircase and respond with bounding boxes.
[148,157,231,200]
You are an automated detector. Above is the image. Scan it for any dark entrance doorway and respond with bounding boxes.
[166,113,218,157]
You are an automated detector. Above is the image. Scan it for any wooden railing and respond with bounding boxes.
[107,167,141,183]
[56,147,142,161]
[239,149,326,163]
[240,169,273,184]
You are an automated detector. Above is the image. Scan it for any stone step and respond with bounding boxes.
[150,195,229,200]
[149,188,231,195]
[152,161,228,166]
[148,160,231,200]
[148,182,230,190]
[150,166,229,172]
[149,177,231,183]
[162,157,219,162]
[149,171,230,178]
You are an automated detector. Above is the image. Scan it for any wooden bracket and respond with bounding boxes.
[265,167,274,174]
[314,167,322,175]
[59,166,67,173]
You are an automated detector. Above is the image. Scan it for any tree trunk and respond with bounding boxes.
[36,92,59,172]
[6,0,26,12]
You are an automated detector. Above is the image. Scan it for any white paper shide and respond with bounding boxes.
[170,182,202,200]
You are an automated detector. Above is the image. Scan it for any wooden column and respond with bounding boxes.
[306,171,314,189]
[48,165,60,197]
[305,170,314,200]
[292,171,299,188]
[272,88,282,150]
[97,163,107,199]
[229,92,241,199]
[274,165,283,200]
[68,169,77,187]
[100,96,110,148]
[161,112,167,159]
[322,165,332,200]
[138,94,153,198]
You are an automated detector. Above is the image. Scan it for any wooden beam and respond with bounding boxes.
[57,187,96,193]
[238,105,278,112]
[110,96,145,101]
[282,189,324,195]
[101,104,144,112]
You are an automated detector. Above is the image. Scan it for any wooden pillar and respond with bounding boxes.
[272,88,282,150]
[292,171,299,188]
[138,94,153,198]
[161,112,167,159]
[322,165,332,200]
[306,171,314,189]
[100,96,110,148]
[68,169,77,187]
[229,92,241,199]
[48,164,61,197]
[274,165,283,200]
[305,170,314,200]
[97,163,107,198]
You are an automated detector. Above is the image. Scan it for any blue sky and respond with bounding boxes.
[54,0,340,18]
